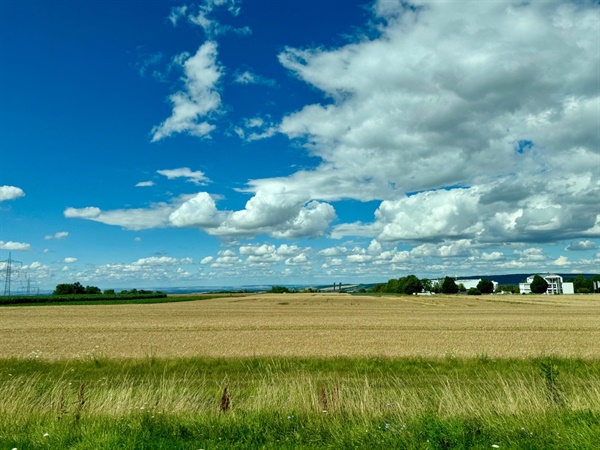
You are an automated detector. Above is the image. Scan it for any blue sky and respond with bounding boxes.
[1,0,598,291]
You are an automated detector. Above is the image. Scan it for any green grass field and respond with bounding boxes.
[1,356,599,449]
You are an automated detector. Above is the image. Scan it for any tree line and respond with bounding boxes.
[53,282,162,296]
[372,276,495,295]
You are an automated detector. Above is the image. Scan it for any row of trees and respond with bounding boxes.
[53,283,162,296]
[567,275,600,294]
[53,282,101,295]
[372,276,496,295]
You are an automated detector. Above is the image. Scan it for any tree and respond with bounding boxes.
[467,287,481,295]
[477,279,494,294]
[53,282,86,295]
[269,286,291,293]
[530,275,548,294]
[402,275,423,295]
[85,285,102,295]
[421,278,433,292]
[441,277,459,294]
[571,275,593,294]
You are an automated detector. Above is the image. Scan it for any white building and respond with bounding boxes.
[519,274,574,294]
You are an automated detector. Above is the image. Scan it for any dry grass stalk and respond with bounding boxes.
[220,386,230,412]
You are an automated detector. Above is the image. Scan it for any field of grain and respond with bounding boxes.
[1,293,599,360]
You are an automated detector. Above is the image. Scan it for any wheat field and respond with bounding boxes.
[1,293,598,360]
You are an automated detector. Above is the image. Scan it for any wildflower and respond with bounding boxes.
[385,423,390,429]
[492,446,499,449]
[43,433,49,437]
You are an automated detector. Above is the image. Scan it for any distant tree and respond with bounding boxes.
[53,282,86,295]
[457,283,466,292]
[441,277,459,294]
[571,275,593,294]
[269,286,290,294]
[53,284,75,295]
[85,285,102,295]
[477,279,494,294]
[467,287,481,296]
[421,278,433,292]
[402,275,423,295]
[530,275,548,294]
[103,289,116,295]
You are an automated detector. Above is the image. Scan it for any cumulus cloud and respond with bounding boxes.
[169,192,222,227]
[566,240,597,251]
[265,0,599,245]
[0,240,31,251]
[157,167,210,185]
[0,185,25,202]
[151,41,222,141]
[132,256,193,266]
[63,257,77,263]
[136,181,155,187]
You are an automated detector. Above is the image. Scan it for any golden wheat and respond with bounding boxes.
[1,293,598,359]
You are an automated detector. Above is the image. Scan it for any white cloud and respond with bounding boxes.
[157,168,211,185]
[136,181,155,187]
[0,240,31,251]
[262,0,599,246]
[234,70,275,86]
[63,257,77,263]
[552,256,570,267]
[45,231,69,240]
[0,185,25,202]
[132,256,193,266]
[65,203,174,230]
[169,192,222,228]
[187,0,249,38]
[64,206,101,219]
[285,253,310,265]
[566,240,597,251]
[151,41,222,141]
[168,5,188,26]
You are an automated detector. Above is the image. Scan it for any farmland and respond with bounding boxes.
[0,293,599,359]
[1,293,599,448]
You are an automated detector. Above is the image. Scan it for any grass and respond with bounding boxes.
[1,357,599,448]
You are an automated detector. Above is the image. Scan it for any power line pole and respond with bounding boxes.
[2,252,22,296]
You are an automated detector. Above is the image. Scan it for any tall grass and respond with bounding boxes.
[1,357,599,448]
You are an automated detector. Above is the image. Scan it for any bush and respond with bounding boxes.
[467,288,481,295]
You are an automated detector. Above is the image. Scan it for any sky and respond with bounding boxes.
[0,0,599,291]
